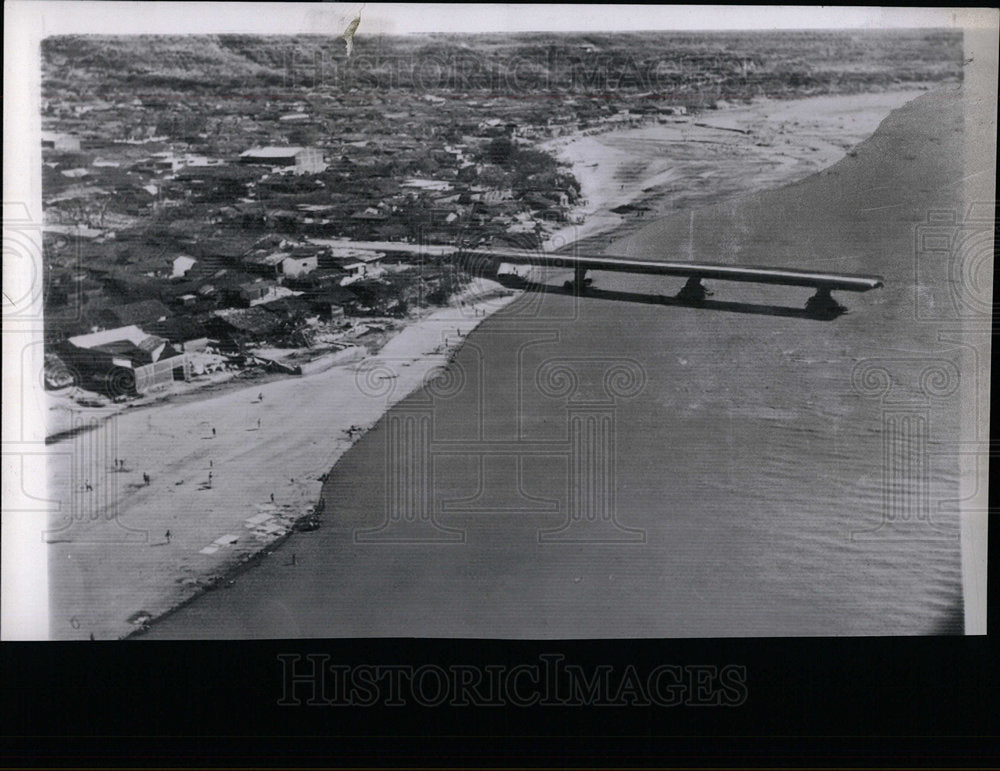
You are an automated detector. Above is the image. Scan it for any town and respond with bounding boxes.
[39,31,960,406]
[39,85,692,402]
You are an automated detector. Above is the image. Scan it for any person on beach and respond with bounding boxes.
[143,473,150,486]
[85,481,93,492]
[212,427,216,436]
[270,493,275,503]
[165,530,171,544]
[259,392,263,402]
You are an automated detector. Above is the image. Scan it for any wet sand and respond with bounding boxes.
[142,86,988,639]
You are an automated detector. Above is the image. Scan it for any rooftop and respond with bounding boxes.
[68,324,148,349]
[240,146,307,159]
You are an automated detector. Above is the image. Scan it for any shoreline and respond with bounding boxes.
[48,281,519,640]
[539,89,929,254]
[142,86,979,640]
[52,88,934,641]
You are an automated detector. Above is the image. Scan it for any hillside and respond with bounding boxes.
[43,29,962,103]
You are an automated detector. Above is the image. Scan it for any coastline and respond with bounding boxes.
[51,88,941,641]
[48,280,519,640]
[142,86,978,640]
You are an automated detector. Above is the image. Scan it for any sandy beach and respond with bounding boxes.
[46,282,517,640]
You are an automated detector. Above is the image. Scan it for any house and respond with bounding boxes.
[477,189,514,204]
[306,286,356,318]
[259,295,318,321]
[171,255,197,278]
[242,251,288,278]
[206,307,283,348]
[333,250,386,285]
[200,234,276,266]
[173,165,258,202]
[281,254,318,278]
[239,146,326,174]
[232,280,279,306]
[350,208,387,222]
[41,132,81,152]
[144,317,211,351]
[97,299,172,329]
[401,178,453,193]
[60,325,189,395]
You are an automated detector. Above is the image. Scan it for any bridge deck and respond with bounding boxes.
[464,247,884,292]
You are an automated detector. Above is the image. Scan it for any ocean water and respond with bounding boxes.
[143,90,973,639]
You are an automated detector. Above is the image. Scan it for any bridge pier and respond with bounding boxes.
[805,286,847,317]
[676,276,711,303]
[563,265,590,293]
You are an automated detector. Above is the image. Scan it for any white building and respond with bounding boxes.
[64,325,189,395]
[41,132,81,151]
[239,146,326,174]
[171,255,197,278]
[281,254,318,278]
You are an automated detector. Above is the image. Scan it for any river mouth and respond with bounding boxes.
[540,90,930,255]
[138,87,977,640]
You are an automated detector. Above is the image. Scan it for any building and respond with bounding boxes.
[401,178,453,192]
[306,286,355,318]
[60,325,189,396]
[41,132,81,152]
[239,146,326,174]
[206,307,283,349]
[97,299,172,329]
[281,254,318,278]
[334,251,386,285]
[242,251,287,278]
[234,280,279,306]
[172,255,197,278]
[145,317,211,351]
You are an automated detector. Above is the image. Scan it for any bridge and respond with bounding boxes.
[460,246,885,317]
